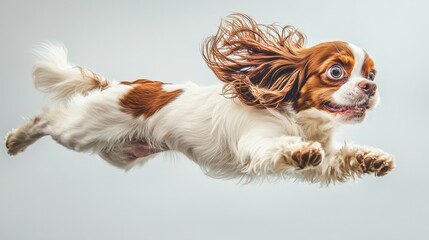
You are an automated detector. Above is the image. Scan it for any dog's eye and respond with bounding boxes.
[327,65,345,80]
[368,71,375,81]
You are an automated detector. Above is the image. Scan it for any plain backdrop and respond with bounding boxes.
[1,0,428,239]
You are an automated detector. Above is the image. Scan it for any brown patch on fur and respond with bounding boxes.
[361,54,376,79]
[120,79,182,118]
[294,42,355,112]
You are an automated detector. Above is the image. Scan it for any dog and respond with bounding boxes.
[5,14,394,184]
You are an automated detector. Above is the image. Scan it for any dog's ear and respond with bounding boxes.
[202,13,309,108]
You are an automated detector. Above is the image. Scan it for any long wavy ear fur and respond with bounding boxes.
[202,13,308,108]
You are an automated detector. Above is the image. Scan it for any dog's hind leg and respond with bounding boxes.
[5,116,48,155]
[99,140,164,169]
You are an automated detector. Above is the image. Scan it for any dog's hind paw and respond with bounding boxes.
[5,129,29,155]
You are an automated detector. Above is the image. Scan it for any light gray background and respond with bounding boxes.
[1,0,428,239]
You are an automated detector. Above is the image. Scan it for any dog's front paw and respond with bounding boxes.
[289,142,324,169]
[356,149,395,176]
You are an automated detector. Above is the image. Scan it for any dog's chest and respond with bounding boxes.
[293,110,337,147]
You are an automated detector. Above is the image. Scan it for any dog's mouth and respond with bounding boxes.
[322,101,369,117]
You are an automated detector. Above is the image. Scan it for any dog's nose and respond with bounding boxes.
[358,80,377,96]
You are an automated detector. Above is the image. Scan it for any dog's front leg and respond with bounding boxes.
[237,134,325,176]
[321,144,395,183]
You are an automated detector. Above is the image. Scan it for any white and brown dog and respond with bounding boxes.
[5,14,394,184]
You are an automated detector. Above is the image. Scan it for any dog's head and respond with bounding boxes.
[203,14,378,124]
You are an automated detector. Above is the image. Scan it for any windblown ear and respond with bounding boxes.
[202,13,308,108]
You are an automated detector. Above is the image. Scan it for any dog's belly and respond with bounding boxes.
[130,140,164,158]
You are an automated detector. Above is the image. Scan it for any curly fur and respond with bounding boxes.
[202,13,308,108]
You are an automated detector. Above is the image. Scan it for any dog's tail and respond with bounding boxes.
[32,42,109,100]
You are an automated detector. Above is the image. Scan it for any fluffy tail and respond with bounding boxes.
[32,42,109,100]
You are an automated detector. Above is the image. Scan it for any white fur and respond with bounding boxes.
[330,43,380,123]
[5,43,394,184]
[32,42,107,100]
[332,43,369,105]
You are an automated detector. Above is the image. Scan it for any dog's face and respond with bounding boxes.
[295,42,378,123]
[203,14,379,124]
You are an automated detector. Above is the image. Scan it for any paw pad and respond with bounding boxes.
[356,151,395,176]
[290,142,324,169]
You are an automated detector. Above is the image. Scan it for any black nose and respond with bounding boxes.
[358,80,377,96]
